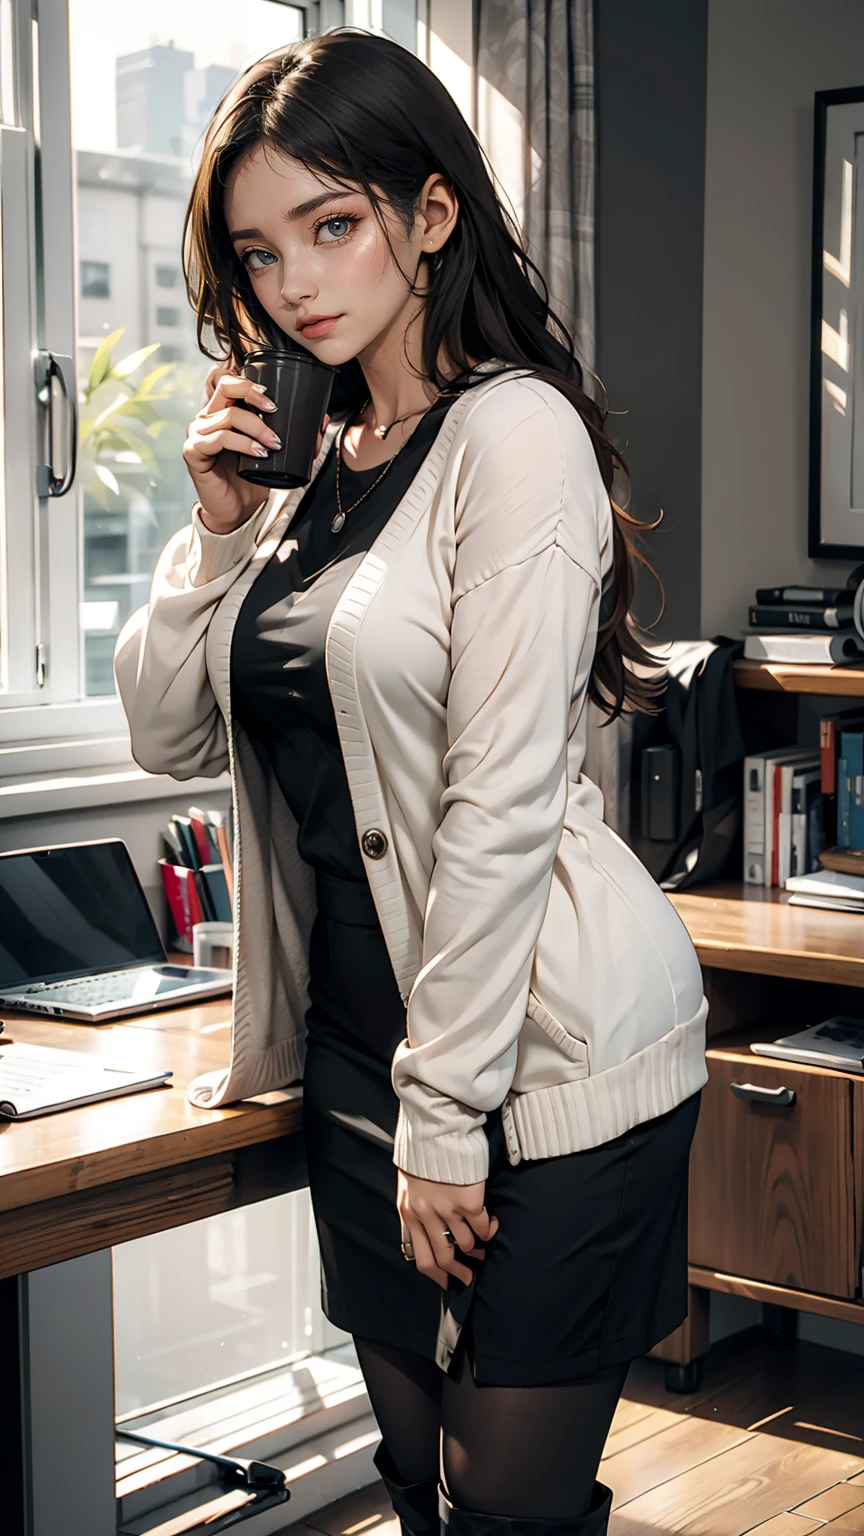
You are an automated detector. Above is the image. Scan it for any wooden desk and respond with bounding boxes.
[669,880,864,989]
[0,996,307,1536]
[0,1000,304,1278]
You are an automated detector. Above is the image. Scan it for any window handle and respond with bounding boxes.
[730,1081,796,1107]
[34,350,78,497]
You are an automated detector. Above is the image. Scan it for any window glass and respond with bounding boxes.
[114,1189,348,1415]
[81,259,111,299]
[69,0,305,695]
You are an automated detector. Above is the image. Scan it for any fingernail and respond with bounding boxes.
[253,446,269,457]
[252,382,268,393]
[260,400,278,411]
[265,431,282,447]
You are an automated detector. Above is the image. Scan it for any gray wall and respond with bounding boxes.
[0,790,231,944]
[596,0,709,640]
[700,0,864,635]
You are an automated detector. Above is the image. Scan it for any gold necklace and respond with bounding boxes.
[372,404,428,439]
[331,421,409,534]
[331,390,459,535]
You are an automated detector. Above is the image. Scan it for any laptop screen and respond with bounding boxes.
[0,841,165,988]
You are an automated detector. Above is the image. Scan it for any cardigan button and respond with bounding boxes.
[361,828,388,860]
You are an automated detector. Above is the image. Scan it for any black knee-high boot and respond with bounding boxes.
[373,1441,439,1536]
[438,1481,613,1536]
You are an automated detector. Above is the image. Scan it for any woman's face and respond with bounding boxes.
[225,146,447,365]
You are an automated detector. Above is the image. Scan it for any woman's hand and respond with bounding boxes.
[397,1170,500,1288]
[183,363,329,534]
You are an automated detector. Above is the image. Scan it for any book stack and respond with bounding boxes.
[744,583,864,665]
[159,806,234,951]
[743,747,822,885]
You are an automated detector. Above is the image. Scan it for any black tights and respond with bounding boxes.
[354,1333,627,1520]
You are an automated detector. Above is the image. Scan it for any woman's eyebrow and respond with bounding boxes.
[229,191,353,242]
[285,189,353,221]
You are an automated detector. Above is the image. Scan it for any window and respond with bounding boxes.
[0,0,428,734]
[0,0,312,724]
[80,258,110,297]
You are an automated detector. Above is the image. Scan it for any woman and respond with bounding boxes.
[116,30,707,1536]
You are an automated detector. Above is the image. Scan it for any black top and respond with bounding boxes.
[230,399,451,882]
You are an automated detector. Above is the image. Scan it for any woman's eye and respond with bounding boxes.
[316,216,356,243]
[244,248,277,271]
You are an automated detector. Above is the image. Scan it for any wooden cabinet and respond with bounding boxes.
[689,1046,863,1299]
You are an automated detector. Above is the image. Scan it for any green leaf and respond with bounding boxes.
[107,343,161,381]
[87,328,126,393]
[109,398,161,426]
[137,363,177,398]
[91,391,130,432]
[95,463,120,495]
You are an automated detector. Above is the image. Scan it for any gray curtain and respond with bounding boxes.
[473,0,595,369]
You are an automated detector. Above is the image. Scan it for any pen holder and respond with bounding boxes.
[193,922,234,971]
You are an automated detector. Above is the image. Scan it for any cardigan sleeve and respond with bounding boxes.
[390,383,606,1184]
[114,500,271,780]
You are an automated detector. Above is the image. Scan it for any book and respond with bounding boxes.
[838,757,851,847]
[743,633,864,665]
[159,859,203,948]
[743,747,815,885]
[748,603,853,631]
[771,755,818,886]
[790,767,821,877]
[820,710,864,794]
[820,845,864,875]
[844,728,864,849]
[198,865,233,924]
[809,790,827,871]
[789,893,864,913]
[214,821,234,907]
[188,807,218,867]
[756,586,850,605]
[0,1041,171,1120]
[168,815,200,870]
[786,867,864,912]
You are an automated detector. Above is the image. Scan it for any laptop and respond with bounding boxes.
[0,839,233,1022]
[751,1016,864,1074]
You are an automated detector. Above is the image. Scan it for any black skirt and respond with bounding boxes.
[301,872,701,1387]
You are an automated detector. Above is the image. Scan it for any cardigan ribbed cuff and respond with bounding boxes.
[187,500,270,586]
[392,1101,489,1185]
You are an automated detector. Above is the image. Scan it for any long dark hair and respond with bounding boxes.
[184,28,660,718]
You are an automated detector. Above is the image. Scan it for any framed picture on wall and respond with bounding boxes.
[810,86,864,557]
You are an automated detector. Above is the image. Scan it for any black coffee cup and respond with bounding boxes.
[237,347,335,490]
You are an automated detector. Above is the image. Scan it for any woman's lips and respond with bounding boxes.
[298,315,341,339]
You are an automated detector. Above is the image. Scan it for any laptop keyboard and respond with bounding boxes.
[13,969,153,1006]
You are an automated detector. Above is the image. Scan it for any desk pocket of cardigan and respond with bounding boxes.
[512,993,590,1093]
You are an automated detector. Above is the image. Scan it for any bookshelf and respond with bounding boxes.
[660,660,864,1387]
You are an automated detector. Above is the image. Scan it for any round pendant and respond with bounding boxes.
[331,511,346,533]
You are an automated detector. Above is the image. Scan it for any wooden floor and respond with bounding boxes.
[276,1330,864,1536]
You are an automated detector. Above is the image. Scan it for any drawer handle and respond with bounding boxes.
[730,1081,796,1107]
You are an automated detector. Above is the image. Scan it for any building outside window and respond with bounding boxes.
[80,257,110,297]
[155,262,180,287]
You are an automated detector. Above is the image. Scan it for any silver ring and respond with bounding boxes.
[442,1228,456,1247]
